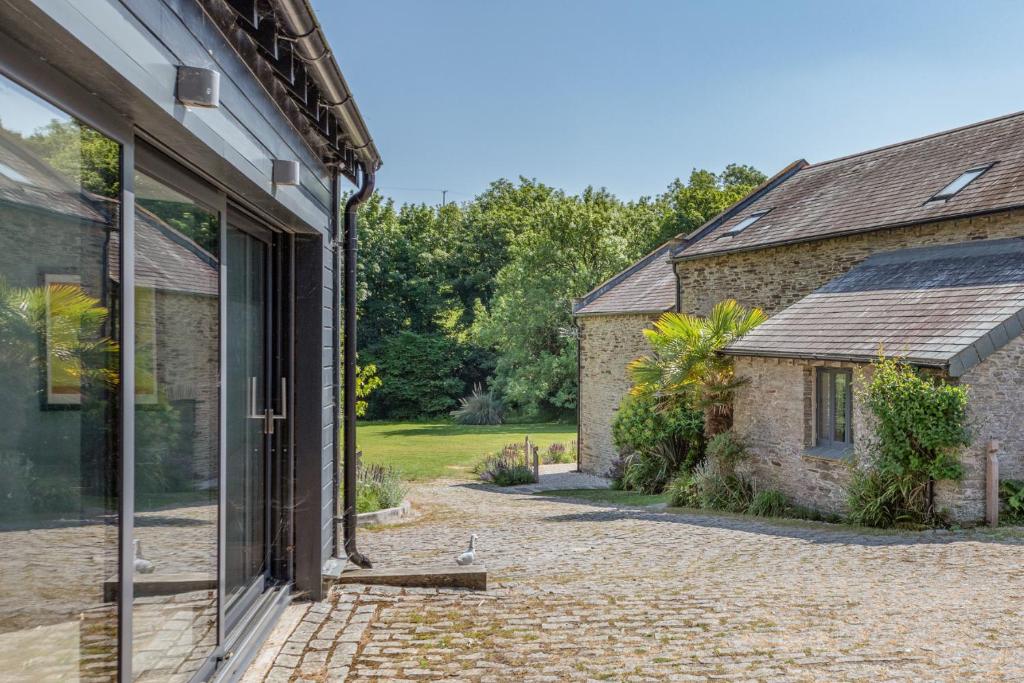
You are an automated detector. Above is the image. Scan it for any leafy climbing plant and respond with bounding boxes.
[847,356,970,528]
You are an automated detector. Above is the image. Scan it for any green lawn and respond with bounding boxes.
[357,421,577,481]
[537,488,670,507]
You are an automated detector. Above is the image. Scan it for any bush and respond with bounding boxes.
[748,489,788,517]
[542,441,576,464]
[666,472,699,507]
[690,459,754,512]
[451,384,504,425]
[1001,480,1024,524]
[475,444,538,486]
[846,357,970,528]
[612,394,703,464]
[705,431,749,473]
[354,463,407,513]
[612,394,704,494]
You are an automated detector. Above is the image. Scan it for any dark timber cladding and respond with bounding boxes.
[723,238,1024,376]
[0,0,381,678]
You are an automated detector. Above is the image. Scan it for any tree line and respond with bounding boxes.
[356,165,766,421]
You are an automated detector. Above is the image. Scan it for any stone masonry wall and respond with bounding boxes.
[732,357,873,516]
[677,209,1024,316]
[578,313,659,477]
[948,334,1024,520]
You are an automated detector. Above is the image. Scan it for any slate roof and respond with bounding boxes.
[722,238,1024,376]
[677,111,1024,259]
[573,244,676,316]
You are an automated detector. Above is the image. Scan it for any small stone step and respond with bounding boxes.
[329,564,487,591]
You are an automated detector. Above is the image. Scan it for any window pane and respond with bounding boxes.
[833,371,849,443]
[0,74,120,680]
[132,168,219,681]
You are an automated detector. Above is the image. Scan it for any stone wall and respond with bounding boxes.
[578,313,660,477]
[676,209,1024,316]
[732,344,1024,524]
[948,334,1024,520]
[732,357,873,516]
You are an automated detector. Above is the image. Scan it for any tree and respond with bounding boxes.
[627,300,767,437]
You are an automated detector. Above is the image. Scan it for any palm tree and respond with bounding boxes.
[628,299,767,438]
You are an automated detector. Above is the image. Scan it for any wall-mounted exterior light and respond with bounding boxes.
[273,159,301,186]
[175,66,220,108]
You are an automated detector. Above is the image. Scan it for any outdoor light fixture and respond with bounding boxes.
[272,159,301,186]
[175,66,220,108]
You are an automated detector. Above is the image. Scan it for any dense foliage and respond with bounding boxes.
[628,300,767,437]
[474,443,538,486]
[354,463,408,514]
[1000,480,1024,523]
[610,394,704,493]
[356,167,765,420]
[846,357,970,528]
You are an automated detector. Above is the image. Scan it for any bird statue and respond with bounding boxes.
[134,539,155,575]
[455,534,477,566]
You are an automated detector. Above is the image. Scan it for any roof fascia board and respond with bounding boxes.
[574,306,673,318]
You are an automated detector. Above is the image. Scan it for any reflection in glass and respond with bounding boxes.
[225,226,268,621]
[0,74,120,681]
[833,372,849,443]
[131,168,220,681]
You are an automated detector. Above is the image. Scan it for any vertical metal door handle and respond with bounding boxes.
[247,377,262,419]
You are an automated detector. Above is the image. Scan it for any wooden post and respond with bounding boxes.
[986,440,1001,527]
[533,442,540,482]
[524,436,530,469]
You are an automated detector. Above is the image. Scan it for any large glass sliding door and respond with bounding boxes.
[0,74,121,682]
[131,154,221,682]
[224,220,273,629]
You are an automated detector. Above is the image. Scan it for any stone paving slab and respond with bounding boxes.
[248,479,1024,682]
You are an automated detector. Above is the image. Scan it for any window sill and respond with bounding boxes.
[802,445,853,463]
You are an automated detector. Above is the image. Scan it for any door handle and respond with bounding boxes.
[247,377,287,434]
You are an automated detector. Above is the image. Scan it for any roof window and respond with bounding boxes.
[929,164,992,201]
[723,210,770,237]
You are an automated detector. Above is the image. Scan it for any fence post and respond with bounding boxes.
[533,441,540,482]
[986,440,1000,527]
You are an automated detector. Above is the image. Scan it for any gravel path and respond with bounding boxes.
[248,478,1024,682]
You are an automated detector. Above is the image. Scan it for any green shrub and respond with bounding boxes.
[666,472,699,507]
[748,489,788,517]
[999,479,1024,524]
[451,384,504,425]
[612,394,704,494]
[475,445,538,486]
[846,357,970,528]
[492,465,537,487]
[612,394,703,463]
[705,431,749,473]
[354,463,407,513]
[690,460,754,513]
[542,441,576,464]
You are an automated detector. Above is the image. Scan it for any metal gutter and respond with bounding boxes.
[720,347,948,369]
[274,0,382,171]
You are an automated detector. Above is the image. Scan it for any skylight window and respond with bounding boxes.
[724,210,770,236]
[930,164,992,201]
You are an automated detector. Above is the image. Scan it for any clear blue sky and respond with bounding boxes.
[314,0,1024,207]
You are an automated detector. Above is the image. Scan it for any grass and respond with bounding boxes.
[356,421,577,481]
[537,488,670,506]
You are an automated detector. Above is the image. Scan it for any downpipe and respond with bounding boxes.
[339,162,375,568]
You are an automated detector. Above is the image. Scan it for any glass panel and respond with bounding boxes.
[833,371,849,444]
[815,369,830,447]
[934,168,985,199]
[0,75,120,681]
[225,225,268,620]
[131,169,219,681]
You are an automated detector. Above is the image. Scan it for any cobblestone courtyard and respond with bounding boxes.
[248,473,1024,682]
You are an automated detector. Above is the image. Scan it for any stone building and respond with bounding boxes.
[578,111,1024,522]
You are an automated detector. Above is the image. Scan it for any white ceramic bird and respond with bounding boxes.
[455,534,477,566]
[134,539,155,575]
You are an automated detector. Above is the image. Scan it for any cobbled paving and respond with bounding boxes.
[251,476,1024,682]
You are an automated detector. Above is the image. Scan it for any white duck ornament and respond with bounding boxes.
[456,534,477,566]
